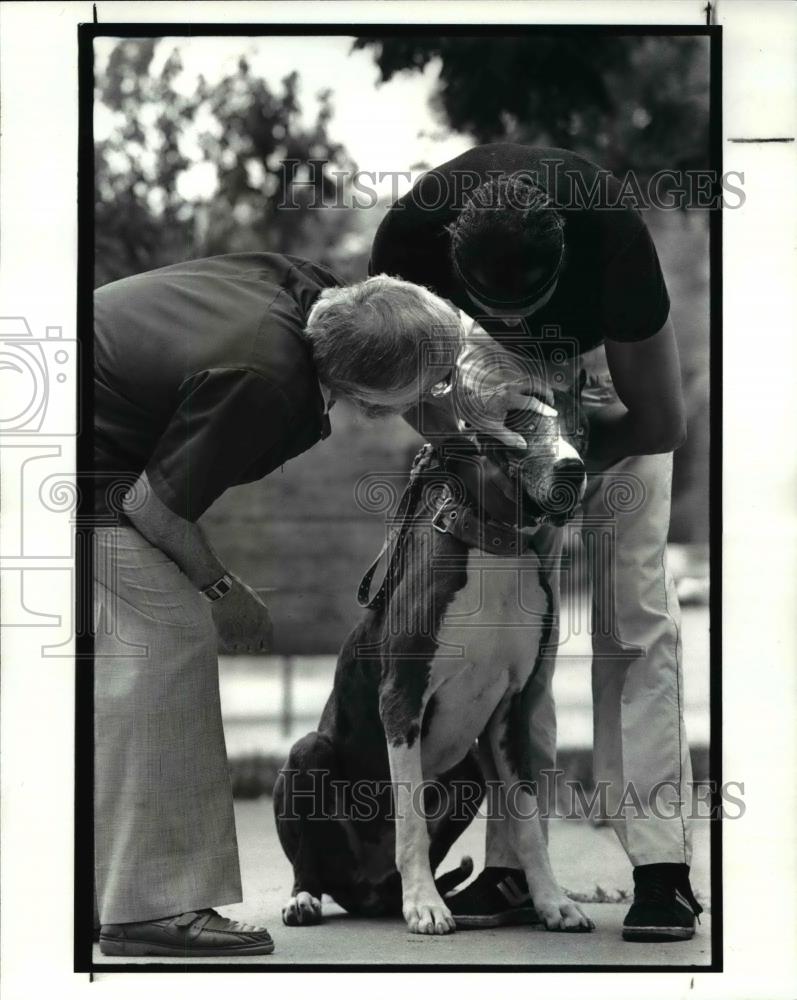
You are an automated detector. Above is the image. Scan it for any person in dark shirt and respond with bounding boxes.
[92,254,463,957]
[370,145,701,942]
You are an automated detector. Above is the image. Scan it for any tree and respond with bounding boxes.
[95,40,358,286]
[354,35,710,177]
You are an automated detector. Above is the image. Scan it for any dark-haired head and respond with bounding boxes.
[448,175,565,317]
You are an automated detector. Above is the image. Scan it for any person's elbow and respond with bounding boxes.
[647,411,687,453]
[670,414,688,451]
[659,421,687,453]
[122,471,193,543]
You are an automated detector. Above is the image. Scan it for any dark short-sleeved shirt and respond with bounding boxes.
[369,143,670,364]
[94,253,340,521]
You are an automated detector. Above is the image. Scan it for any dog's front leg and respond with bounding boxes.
[383,733,456,935]
[485,694,594,932]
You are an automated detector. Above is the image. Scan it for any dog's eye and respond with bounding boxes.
[429,372,453,398]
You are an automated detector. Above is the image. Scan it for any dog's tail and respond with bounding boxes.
[435,855,474,897]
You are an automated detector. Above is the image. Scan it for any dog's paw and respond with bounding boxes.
[403,896,456,935]
[282,891,323,926]
[536,895,595,933]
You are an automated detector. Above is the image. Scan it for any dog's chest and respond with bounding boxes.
[421,550,552,774]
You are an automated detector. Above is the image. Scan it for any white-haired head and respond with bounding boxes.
[304,275,462,416]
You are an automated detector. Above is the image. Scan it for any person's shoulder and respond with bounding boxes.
[536,146,606,172]
[177,252,299,284]
[146,252,343,296]
[521,146,615,203]
[174,254,324,378]
[373,147,504,257]
[280,254,344,291]
[427,142,604,181]
[93,258,182,296]
[95,254,285,290]
[404,143,540,203]
[243,257,332,377]
[537,151,648,254]
[428,141,558,172]
[93,259,191,313]
[370,173,452,279]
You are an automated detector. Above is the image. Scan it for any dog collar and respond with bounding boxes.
[356,445,545,611]
[431,493,538,555]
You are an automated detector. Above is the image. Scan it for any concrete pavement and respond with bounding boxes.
[94,797,712,968]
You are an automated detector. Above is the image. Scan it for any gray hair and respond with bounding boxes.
[304,275,461,409]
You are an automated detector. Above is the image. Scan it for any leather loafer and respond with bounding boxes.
[99,908,275,957]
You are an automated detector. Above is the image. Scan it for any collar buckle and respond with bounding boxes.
[431,495,454,534]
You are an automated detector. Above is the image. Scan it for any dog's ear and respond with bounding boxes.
[578,368,587,395]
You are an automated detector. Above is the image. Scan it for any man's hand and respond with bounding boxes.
[211,576,274,654]
[122,473,275,654]
[452,313,556,449]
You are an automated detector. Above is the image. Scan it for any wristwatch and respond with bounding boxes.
[201,574,233,602]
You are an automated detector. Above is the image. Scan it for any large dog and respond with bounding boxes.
[274,389,594,935]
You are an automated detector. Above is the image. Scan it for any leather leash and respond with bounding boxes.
[357,445,536,611]
[356,445,437,611]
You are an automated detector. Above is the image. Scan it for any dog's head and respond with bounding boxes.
[469,378,588,529]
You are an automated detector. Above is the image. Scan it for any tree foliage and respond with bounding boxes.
[95,40,357,286]
[354,35,710,177]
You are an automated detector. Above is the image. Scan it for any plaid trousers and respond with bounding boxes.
[93,525,242,924]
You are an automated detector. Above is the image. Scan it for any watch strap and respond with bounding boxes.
[201,574,233,602]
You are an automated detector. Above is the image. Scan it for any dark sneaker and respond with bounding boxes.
[622,863,703,942]
[445,866,541,929]
[99,908,275,957]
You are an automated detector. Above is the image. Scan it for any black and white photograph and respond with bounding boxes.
[0,1,795,995]
[86,23,718,969]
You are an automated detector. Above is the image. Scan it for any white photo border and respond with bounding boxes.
[1,2,795,998]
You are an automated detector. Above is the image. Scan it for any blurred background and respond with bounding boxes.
[94,34,712,792]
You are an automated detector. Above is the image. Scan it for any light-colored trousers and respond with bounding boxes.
[93,526,242,925]
[514,347,693,867]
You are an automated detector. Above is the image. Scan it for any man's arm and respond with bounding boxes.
[123,471,273,653]
[587,316,687,468]
[124,471,227,588]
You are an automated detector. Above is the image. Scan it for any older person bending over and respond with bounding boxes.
[92,254,463,957]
